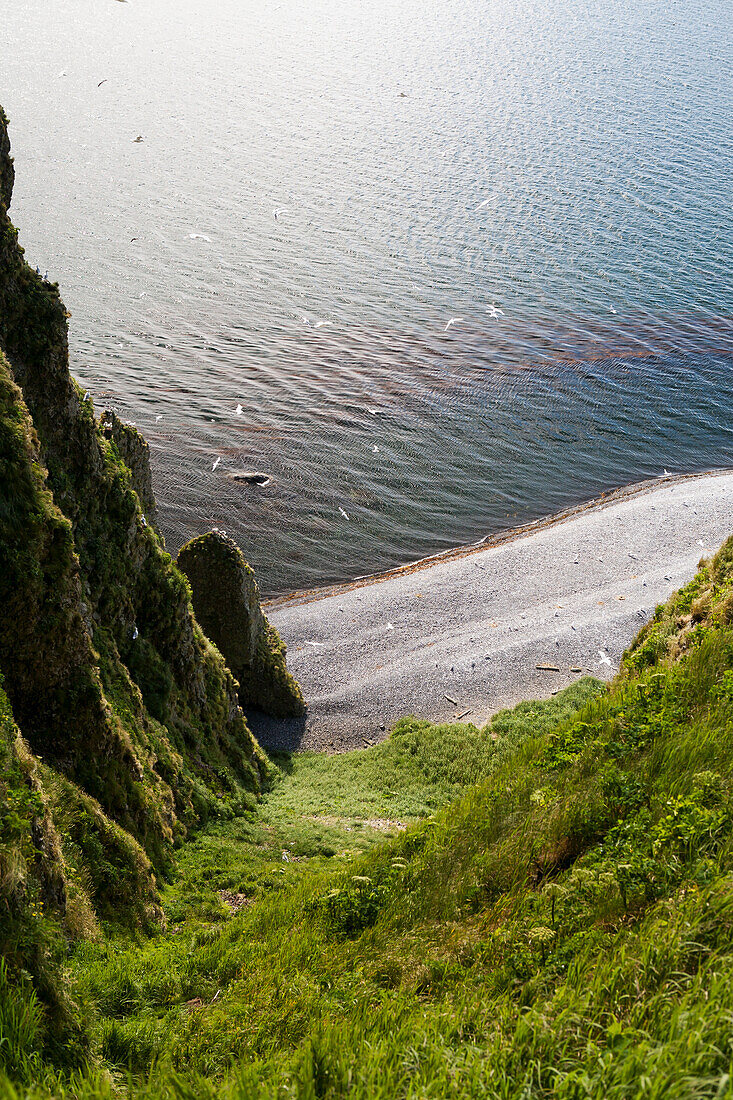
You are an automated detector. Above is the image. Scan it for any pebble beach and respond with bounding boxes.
[250,470,733,751]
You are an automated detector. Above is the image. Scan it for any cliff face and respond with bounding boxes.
[0,348,177,867]
[0,103,273,980]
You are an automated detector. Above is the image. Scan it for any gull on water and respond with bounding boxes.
[315,320,333,328]
[235,404,243,416]
[212,457,221,472]
[189,233,211,242]
[445,317,463,331]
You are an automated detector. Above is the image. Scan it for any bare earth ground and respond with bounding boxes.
[247,471,733,752]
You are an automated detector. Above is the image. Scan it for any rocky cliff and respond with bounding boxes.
[0,105,299,1034]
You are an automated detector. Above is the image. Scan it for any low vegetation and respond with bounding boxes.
[5,539,733,1096]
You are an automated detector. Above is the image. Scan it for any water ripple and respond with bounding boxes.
[1,0,731,591]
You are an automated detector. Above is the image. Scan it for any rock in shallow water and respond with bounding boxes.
[229,470,272,486]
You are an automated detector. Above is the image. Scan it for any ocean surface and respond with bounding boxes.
[1,0,732,594]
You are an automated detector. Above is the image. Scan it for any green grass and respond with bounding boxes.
[152,680,605,932]
[6,546,733,1097]
[265,678,602,824]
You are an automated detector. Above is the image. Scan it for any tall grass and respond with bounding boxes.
[0,959,42,1084]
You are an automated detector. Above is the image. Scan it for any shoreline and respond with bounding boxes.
[250,469,733,753]
[264,468,733,610]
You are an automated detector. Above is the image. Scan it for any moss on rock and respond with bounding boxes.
[177,531,305,718]
[99,408,160,535]
[0,350,159,841]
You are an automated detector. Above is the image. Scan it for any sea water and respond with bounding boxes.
[2,0,732,592]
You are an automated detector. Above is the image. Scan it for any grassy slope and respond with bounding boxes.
[4,547,733,1097]
[158,678,605,927]
[17,539,732,1099]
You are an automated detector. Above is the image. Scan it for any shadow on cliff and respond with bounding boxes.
[244,708,309,754]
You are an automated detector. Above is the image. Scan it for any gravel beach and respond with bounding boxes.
[248,472,733,752]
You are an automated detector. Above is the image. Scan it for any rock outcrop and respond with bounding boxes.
[177,532,305,718]
[100,408,159,533]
